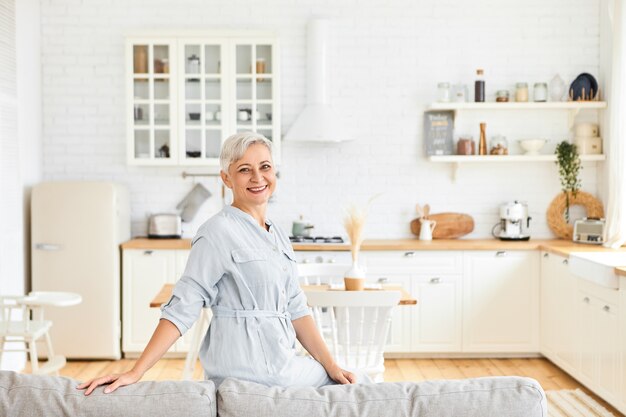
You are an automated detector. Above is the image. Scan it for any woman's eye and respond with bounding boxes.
[239,168,249,173]
[261,164,272,170]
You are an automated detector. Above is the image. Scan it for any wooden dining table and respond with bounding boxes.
[149,283,417,307]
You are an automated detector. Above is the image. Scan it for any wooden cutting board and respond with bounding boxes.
[411,213,475,239]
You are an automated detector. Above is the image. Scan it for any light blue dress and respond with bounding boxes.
[160,205,336,388]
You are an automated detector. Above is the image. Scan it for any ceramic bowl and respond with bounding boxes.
[518,139,547,155]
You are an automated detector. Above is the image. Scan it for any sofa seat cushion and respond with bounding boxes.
[217,376,546,417]
[0,371,216,417]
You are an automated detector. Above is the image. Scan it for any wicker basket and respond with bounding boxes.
[546,191,604,240]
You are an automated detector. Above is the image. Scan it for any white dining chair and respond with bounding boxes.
[304,290,401,383]
[0,292,81,375]
[296,263,351,286]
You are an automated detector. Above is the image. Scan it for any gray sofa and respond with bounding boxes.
[0,370,547,417]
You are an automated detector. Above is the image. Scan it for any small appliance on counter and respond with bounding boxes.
[492,201,532,241]
[148,213,182,239]
[573,217,605,244]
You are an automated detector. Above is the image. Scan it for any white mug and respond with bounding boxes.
[419,219,437,241]
[205,111,214,121]
[238,110,249,121]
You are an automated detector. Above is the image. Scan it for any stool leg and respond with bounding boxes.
[28,338,39,374]
[44,331,60,376]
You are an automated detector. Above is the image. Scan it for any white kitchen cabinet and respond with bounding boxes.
[126,32,280,166]
[577,278,620,404]
[411,274,462,352]
[540,251,579,373]
[540,252,558,356]
[364,251,462,353]
[122,249,178,355]
[462,250,539,352]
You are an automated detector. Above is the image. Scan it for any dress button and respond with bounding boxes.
[282,266,287,271]
[273,247,278,252]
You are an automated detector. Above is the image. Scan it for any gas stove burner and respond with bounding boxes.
[289,236,344,244]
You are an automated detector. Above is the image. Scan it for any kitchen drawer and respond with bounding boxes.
[363,251,462,274]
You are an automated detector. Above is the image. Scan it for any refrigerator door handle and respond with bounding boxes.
[35,243,63,251]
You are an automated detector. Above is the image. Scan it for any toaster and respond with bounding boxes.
[148,214,182,239]
[573,217,605,245]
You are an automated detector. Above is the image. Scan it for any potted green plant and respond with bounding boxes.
[555,141,582,222]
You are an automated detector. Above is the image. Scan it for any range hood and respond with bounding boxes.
[283,19,353,143]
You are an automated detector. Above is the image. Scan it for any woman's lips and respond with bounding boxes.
[247,185,268,194]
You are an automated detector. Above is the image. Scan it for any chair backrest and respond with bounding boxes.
[296,263,351,285]
[304,290,401,380]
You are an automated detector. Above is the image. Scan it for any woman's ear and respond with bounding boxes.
[220,170,232,189]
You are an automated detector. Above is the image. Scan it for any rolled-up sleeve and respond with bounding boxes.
[160,235,225,336]
[287,274,311,321]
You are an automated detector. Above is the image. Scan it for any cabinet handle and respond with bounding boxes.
[378,277,389,283]
[495,251,506,257]
[143,250,153,255]
[543,253,549,258]
[583,297,590,303]
[429,277,441,284]
[603,305,610,312]
[404,252,415,258]
[562,259,569,265]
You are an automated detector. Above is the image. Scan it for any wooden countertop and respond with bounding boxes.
[150,283,416,307]
[121,237,625,254]
[128,237,626,285]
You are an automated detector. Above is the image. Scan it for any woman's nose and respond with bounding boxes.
[250,169,263,181]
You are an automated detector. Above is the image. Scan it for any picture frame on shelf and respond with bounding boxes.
[424,110,454,156]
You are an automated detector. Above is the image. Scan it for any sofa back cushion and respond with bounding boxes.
[217,376,546,417]
[0,371,216,417]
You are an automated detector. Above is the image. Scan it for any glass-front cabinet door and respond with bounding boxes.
[126,34,280,166]
[127,40,177,165]
[232,40,280,163]
[178,40,229,165]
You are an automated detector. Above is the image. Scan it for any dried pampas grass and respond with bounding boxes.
[343,195,380,262]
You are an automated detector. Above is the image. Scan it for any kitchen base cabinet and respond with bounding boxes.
[122,249,177,355]
[462,251,539,353]
[411,275,462,352]
[540,252,579,375]
[577,278,620,406]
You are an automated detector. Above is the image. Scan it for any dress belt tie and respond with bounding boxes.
[211,305,291,320]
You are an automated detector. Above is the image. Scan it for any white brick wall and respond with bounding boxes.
[40,0,602,240]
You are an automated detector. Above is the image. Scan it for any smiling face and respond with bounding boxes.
[220,143,276,211]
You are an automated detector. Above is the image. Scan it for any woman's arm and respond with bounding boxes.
[292,315,356,384]
[77,319,181,395]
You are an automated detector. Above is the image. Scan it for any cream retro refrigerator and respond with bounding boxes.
[31,182,130,359]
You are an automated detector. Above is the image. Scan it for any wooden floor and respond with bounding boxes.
[33,358,623,416]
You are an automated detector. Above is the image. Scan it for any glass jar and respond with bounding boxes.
[515,83,529,102]
[453,84,468,102]
[533,82,548,102]
[496,90,509,102]
[490,135,508,155]
[457,136,475,155]
[437,82,451,102]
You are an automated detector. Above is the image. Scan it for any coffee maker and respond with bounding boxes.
[493,201,532,241]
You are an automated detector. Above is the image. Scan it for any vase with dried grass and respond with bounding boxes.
[343,203,368,291]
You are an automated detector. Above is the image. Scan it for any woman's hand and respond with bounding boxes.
[76,369,143,395]
[325,362,356,385]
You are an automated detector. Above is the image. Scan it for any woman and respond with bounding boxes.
[78,132,359,395]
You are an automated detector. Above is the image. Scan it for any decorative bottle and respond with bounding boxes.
[474,69,485,102]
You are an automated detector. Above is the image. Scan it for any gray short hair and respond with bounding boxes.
[219,132,273,172]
